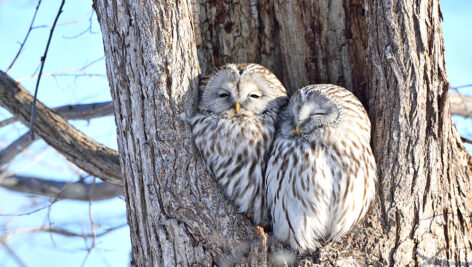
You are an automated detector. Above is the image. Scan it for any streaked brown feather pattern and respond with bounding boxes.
[190,63,288,225]
[266,84,376,251]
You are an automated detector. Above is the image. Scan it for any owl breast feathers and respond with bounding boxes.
[266,84,376,251]
[189,63,288,225]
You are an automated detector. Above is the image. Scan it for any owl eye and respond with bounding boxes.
[249,94,260,99]
[218,92,230,98]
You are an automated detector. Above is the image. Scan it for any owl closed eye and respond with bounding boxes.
[266,84,376,251]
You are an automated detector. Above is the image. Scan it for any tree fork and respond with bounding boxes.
[95,0,472,265]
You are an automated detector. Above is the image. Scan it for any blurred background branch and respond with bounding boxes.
[449,91,472,118]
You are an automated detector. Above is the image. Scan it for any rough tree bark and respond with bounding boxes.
[94,0,267,266]
[196,0,368,100]
[365,0,472,264]
[95,0,472,265]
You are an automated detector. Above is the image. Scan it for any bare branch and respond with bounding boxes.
[0,172,122,201]
[0,71,122,185]
[0,242,27,267]
[0,180,62,217]
[17,70,106,83]
[0,101,114,167]
[0,132,33,167]
[0,101,113,128]
[449,92,472,118]
[461,136,472,144]
[0,224,127,242]
[85,178,98,261]
[63,10,99,39]
[6,0,42,73]
[30,0,66,138]
[50,101,114,120]
[17,56,106,83]
[32,11,92,30]
[451,84,472,90]
[0,116,17,128]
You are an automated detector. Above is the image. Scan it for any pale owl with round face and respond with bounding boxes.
[266,84,376,251]
[189,63,288,225]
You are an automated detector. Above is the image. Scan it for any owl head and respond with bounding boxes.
[279,84,348,141]
[198,63,288,117]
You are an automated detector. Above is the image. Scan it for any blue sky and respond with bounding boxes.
[442,1,472,149]
[0,0,470,266]
[0,1,128,266]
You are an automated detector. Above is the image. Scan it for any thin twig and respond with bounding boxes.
[94,250,114,267]
[0,174,68,217]
[47,203,57,246]
[32,11,91,30]
[6,0,42,73]
[451,84,472,90]
[88,177,97,249]
[81,251,92,267]
[30,0,66,139]
[0,242,27,267]
[18,71,105,83]
[63,10,98,39]
[17,56,105,82]
[0,198,58,217]
[78,178,98,267]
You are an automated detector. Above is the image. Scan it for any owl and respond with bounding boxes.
[266,84,376,251]
[189,63,288,225]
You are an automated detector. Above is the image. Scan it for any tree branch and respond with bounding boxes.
[0,102,114,167]
[0,71,122,185]
[461,136,472,144]
[47,101,114,120]
[0,224,127,242]
[0,172,122,201]
[0,101,113,128]
[0,133,32,167]
[0,116,17,128]
[449,92,472,118]
[30,0,65,139]
[6,0,42,74]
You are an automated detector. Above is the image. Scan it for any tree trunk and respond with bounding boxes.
[95,0,472,265]
[196,0,368,100]
[365,0,472,264]
[94,0,267,266]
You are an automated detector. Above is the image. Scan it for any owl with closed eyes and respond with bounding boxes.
[266,84,376,251]
[189,63,288,225]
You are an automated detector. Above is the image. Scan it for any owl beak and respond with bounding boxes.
[295,124,301,136]
[235,102,240,113]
